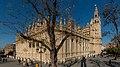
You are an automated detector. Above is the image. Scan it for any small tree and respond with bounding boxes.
[102,0,120,34]
[102,0,120,46]
[105,47,120,59]
[111,34,120,47]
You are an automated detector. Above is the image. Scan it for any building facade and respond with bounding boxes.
[4,43,16,58]
[16,6,102,62]
[104,43,117,48]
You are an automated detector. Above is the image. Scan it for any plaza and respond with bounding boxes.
[0,56,120,67]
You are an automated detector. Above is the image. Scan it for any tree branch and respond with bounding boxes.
[27,0,48,22]
[27,0,51,39]
[52,0,57,27]
[57,35,69,53]
[44,0,52,16]
[20,33,51,51]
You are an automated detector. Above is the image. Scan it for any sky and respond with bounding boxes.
[0,0,119,47]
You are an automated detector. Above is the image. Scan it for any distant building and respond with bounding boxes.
[0,48,4,55]
[16,5,102,62]
[104,43,117,48]
[4,43,16,58]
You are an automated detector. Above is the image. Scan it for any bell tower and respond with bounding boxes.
[91,4,101,38]
[90,5,102,55]
[95,5,101,38]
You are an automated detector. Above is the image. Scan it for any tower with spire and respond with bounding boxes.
[90,4,102,55]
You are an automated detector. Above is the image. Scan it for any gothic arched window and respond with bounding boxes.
[95,15,97,17]
[76,39,78,43]
[97,21,99,23]
[32,42,35,48]
[71,38,73,42]
[29,42,32,48]
[36,42,39,47]
[33,44,35,48]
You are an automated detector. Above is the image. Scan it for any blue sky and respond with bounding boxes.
[0,0,118,47]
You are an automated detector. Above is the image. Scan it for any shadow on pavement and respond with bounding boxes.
[0,59,17,64]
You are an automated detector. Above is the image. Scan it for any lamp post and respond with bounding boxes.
[36,46,46,67]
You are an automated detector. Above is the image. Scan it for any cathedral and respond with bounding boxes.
[16,5,102,63]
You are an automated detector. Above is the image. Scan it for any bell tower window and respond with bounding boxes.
[95,20,96,23]
[95,15,97,17]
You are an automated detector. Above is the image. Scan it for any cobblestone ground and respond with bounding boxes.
[71,56,120,67]
[0,56,120,67]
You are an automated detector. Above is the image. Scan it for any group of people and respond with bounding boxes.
[17,57,87,67]
[18,59,34,67]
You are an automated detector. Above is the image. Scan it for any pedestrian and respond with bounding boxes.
[93,55,95,58]
[28,60,33,67]
[18,59,21,64]
[26,62,29,67]
[100,53,103,57]
[23,61,26,67]
[49,63,51,67]
[81,56,87,67]
[109,59,112,65]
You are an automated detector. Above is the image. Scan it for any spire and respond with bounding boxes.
[60,17,62,29]
[60,17,62,26]
[43,18,47,27]
[77,24,80,29]
[38,18,40,22]
[74,24,77,30]
[68,18,74,28]
[38,15,41,23]
[90,19,93,24]
[37,17,42,26]
[86,23,89,27]
[94,4,99,18]
[64,19,66,26]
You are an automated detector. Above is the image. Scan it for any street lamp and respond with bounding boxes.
[36,46,46,67]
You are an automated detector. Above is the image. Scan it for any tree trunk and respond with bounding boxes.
[50,49,57,67]
[113,21,120,47]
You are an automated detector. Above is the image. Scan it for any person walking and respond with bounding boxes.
[18,59,21,64]
[81,56,87,67]
[23,61,26,67]
[28,60,34,67]
[109,59,112,66]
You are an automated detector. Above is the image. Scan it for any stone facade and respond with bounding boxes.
[4,43,15,55]
[104,43,117,48]
[16,6,102,62]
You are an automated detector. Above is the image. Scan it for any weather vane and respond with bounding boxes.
[94,4,97,7]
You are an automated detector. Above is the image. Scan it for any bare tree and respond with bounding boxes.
[102,0,120,46]
[0,0,77,67]
[111,34,120,46]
